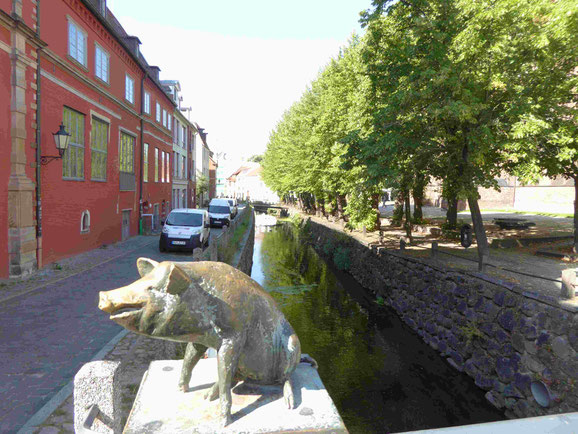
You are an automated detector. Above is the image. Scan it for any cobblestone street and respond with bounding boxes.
[0,234,218,433]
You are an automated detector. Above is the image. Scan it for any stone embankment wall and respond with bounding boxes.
[301,219,577,420]
[201,205,255,275]
[231,210,255,275]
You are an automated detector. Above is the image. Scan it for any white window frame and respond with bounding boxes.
[125,74,135,104]
[143,143,149,183]
[80,210,90,233]
[94,43,109,83]
[163,110,167,128]
[167,113,172,131]
[144,92,151,114]
[156,102,161,123]
[68,18,87,66]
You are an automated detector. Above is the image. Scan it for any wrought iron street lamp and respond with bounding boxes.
[41,123,70,165]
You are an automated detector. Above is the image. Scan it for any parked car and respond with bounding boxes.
[159,208,210,252]
[208,198,233,227]
[225,198,238,219]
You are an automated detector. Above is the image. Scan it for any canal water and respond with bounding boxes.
[251,225,505,433]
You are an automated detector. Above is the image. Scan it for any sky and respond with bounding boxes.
[109,0,371,172]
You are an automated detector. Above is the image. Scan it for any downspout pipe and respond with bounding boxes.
[35,0,42,269]
[138,75,145,234]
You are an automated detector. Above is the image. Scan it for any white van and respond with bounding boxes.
[159,208,210,252]
[208,198,232,227]
[225,198,238,219]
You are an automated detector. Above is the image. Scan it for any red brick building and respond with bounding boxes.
[0,0,181,277]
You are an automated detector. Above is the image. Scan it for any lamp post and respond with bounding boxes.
[40,123,70,165]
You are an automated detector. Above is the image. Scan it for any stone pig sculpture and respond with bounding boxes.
[98,258,302,427]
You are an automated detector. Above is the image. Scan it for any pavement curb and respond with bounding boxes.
[16,329,130,434]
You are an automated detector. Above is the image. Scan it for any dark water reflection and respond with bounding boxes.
[251,227,505,433]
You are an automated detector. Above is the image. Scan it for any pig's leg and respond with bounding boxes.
[217,335,244,427]
[205,373,241,401]
[204,381,219,401]
[179,342,207,392]
[283,378,296,409]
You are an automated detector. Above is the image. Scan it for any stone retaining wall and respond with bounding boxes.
[301,218,578,419]
[230,210,255,275]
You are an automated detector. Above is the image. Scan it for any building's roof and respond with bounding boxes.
[80,0,176,106]
[245,166,262,177]
[226,163,260,180]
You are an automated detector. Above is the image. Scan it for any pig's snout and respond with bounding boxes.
[99,291,114,313]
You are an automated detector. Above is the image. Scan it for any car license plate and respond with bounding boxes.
[172,241,186,245]
[214,219,221,223]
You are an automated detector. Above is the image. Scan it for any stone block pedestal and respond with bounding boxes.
[124,358,347,433]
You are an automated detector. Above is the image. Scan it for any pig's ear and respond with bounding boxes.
[165,263,191,295]
[137,257,159,277]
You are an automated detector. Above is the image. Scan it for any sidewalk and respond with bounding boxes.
[0,236,156,304]
[32,334,178,434]
[0,235,160,434]
[298,206,577,308]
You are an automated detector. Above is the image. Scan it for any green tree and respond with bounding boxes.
[248,154,263,163]
[196,171,209,206]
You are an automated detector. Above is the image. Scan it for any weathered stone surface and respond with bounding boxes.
[536,332,551,347]
[485,391,505,409]
[569,328,578,352]
[524,340,538,355]
[514,372,532,394]
[496,357,515,383]
[521,353,545,373]
[503,384,524,398]
[475,373,494,390]
[498,309,516,332]
[551,336,572,360]
[504,293,519,308]
[123,359,347,434]
[74,361,122,434]
[521,301,537,317]
[534,312,549,329]
[560,359,578,379]
[494,291,506,307]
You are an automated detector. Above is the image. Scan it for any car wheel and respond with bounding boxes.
[159,240,166,252]
[205,233,210,247]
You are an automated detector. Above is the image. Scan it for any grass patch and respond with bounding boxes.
[218,214,251,264]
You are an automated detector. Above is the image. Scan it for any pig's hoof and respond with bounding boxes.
[283,379,295,409]
[204,383,219,401]
[178,383,189,393]
[220,414,232,427]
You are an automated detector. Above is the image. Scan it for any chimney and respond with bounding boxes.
[149,66,161,82]
[122,36,141,57]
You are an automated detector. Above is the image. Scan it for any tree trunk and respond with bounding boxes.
[573,176,578,253]
[574,176,578,253]
[337,194,347,222]
[412,189,423,222]
[446,195,458,229]
[392,190,404,226]
[468,195,489,259]
[404,190,413,241]
[412,175,427,222]
[311,194,317,214]
[317,196,326,218]
[371,193,381,231]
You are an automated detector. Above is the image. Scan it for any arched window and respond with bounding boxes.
[81,210,90,233]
